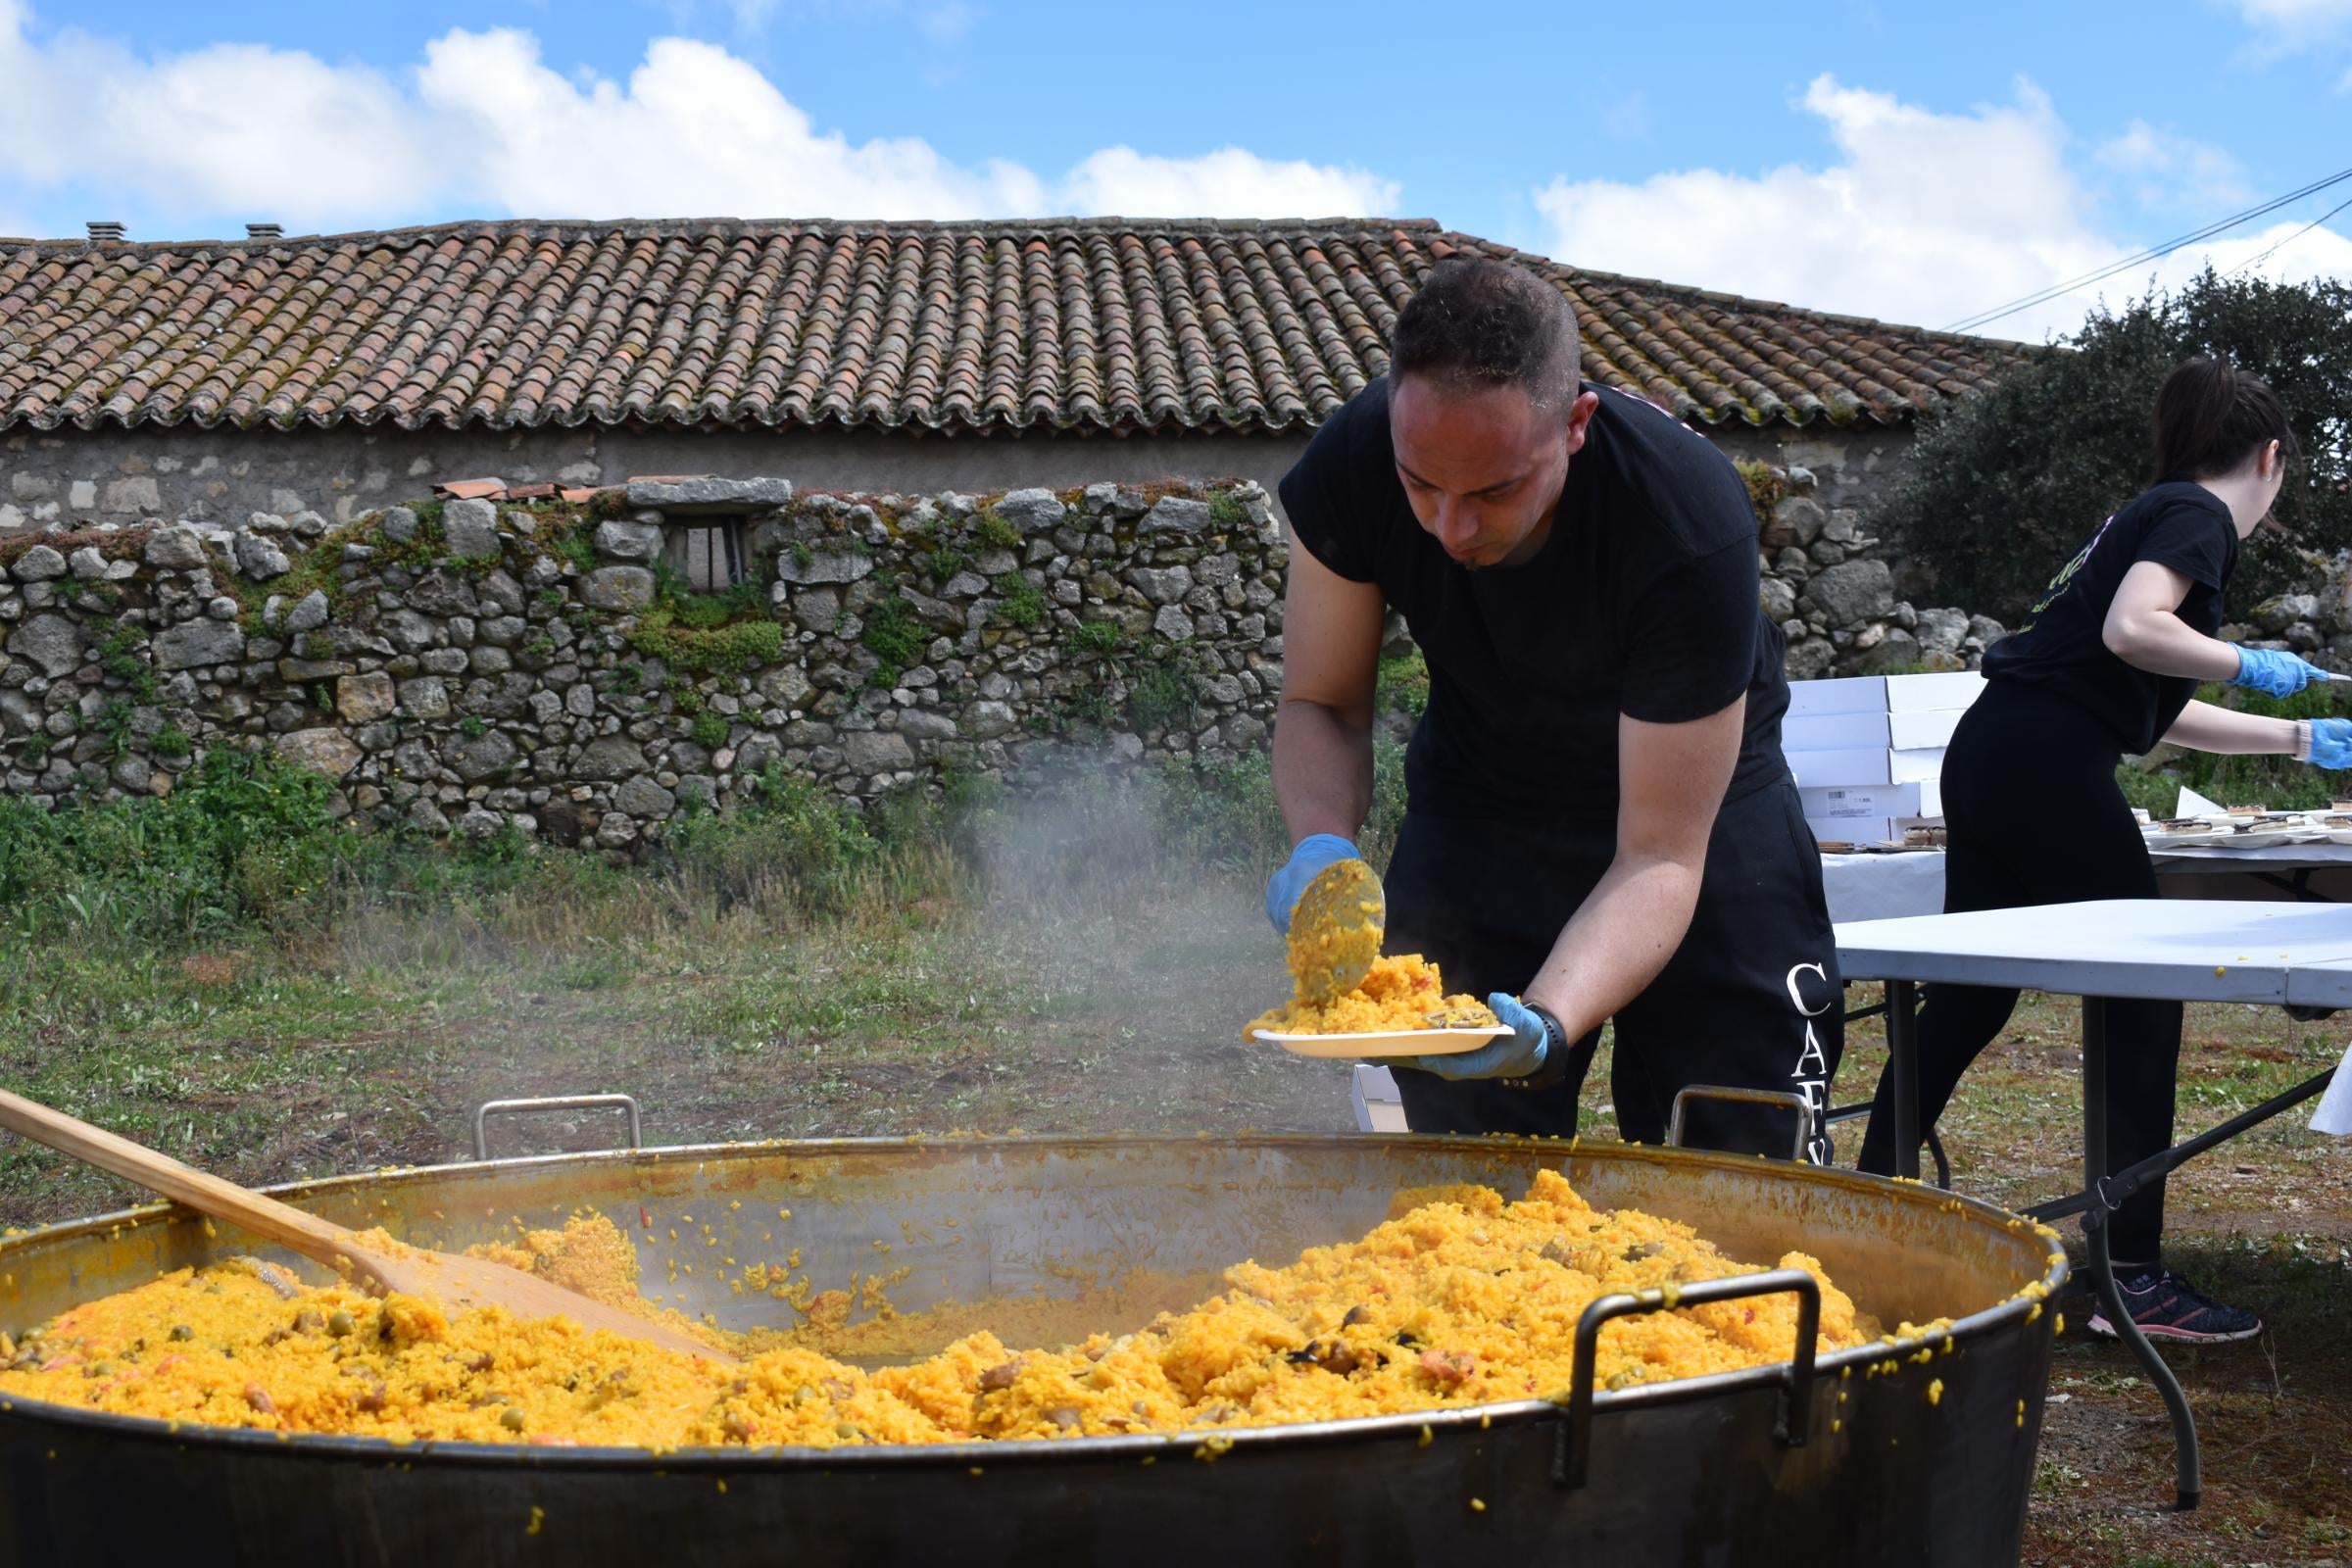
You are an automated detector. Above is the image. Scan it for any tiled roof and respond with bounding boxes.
[0,218,2036,436]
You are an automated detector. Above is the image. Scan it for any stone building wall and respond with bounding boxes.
[0,460,1993,850]
[0,425,1312,535]
[1711,423,2003,678]
[0,477,1297,849]
[0,408,1906,543]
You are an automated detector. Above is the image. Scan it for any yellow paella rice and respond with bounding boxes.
[1247,953,1496,1038]
[0,1170,1869,1450]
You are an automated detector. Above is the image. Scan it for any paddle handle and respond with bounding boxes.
[0,1085,359,1269]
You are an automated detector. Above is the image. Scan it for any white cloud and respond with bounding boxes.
[2224,0,2352,77]
[0,7,1398,232]
[1061,146,1399,220]
[416,30,1049,220]
[1531,74,2351,343]
[2194,213,2352,282]
[0,1,441,226]
[2095,121,2249,214]
[918,1,979,45]
[2227,0,2352,40]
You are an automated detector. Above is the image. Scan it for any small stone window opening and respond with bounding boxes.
[664,517,748,592]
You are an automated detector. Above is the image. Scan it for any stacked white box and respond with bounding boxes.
[1788,672,1982,843]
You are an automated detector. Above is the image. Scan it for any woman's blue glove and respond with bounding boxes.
[1264,834,1362,934]
[2310,718,2352,769]
[2230,646,2332,699]
[1404,993,1563,1083]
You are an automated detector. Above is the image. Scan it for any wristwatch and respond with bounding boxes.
[1498,1001,1573,1092]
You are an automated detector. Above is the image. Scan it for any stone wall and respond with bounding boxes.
[0,447,1999,849]
[0,477,1292,848]
[1725,425,2005,678]
[0,425,1311,535]
[0,414,1963,689]
[3,416,1910,544]
[2228,561,2352,667]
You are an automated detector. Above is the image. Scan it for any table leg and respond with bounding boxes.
[2081,994,2203,1512]
[2082,994,2106,1194]
[1886,979,1920,1181]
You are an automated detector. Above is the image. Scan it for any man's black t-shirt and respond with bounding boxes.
[1278,377,1789,821]
[1981,482,2238,754]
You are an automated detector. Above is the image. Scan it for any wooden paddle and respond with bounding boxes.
[0,1085,734,1364]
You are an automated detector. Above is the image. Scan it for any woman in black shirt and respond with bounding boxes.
[1858,357,2336,1343]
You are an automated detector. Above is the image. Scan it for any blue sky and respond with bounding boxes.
[6,0,2349,339]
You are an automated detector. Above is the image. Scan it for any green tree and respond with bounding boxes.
[1878,269,2352,623]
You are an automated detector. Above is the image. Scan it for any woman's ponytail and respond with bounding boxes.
[2152,356,2298,483]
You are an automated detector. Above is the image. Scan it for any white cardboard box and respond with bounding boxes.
[1887,708,1964,750]
[1350,1065,1407,1134]
[1890,747,1946,785]
[1787,745,1891,787]
[1801,781,1941,822]
[1785,710,1891,750]
[1809,815,1902,846]
[1789,671,1985,716]
[1787,675,1888,715]
[1788,746,1947,789]
[1886,671,1985,712]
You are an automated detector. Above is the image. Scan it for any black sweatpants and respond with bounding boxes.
[1383,776,1844,1161]
[1855,679,2180,1262]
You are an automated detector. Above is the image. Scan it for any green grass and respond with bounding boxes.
[1377,649,1429,719]
[974,510,1022,551]
[1127,655,1198,733]
[859,594,926,667]
[1063,619,1123,657]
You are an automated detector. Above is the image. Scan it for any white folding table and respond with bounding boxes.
[1836,899,2352,1510]
[1820,844,2352,925]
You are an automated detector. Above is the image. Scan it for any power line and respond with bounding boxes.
[1943,163,2352,332]
[2223,192,2352,277]
[1942,163,2352,335]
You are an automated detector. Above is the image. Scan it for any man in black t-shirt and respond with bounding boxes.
[1263,258,1842,1158]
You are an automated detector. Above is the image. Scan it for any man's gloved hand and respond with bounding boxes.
[1264,834,1362,935]
[2230,645,2332,699]
[2309,717,2352,769]
[1404,993,1565,1084]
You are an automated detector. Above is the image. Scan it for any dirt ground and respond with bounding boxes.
[2,881,2349,1564]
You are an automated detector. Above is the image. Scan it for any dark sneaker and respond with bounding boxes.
[2086,1269,2262,1345]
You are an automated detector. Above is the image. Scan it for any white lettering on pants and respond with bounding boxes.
[1786,961,1833,1163]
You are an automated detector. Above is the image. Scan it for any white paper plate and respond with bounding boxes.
[1250,1024,1510,1059]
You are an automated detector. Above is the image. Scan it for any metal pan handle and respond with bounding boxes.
[1551,1267,1822,1490]
[1668,1084,1813,1163]
[471,1095,642,1161]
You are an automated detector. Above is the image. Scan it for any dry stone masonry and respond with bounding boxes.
[0,466,2002,850]
[0,477,1293,849]
[1744,461,2005,679]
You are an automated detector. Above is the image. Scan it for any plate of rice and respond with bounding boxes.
[1250,1023,1512,1059]
[1247,954,1506,1058]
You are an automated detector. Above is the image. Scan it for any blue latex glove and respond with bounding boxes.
[2230,646,2332,699]
[1404,992,1554,1082]
[2311,718,2352,769]
[1264,834,1362,934]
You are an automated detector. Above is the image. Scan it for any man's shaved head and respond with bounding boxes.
[1389,258,1582,414]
